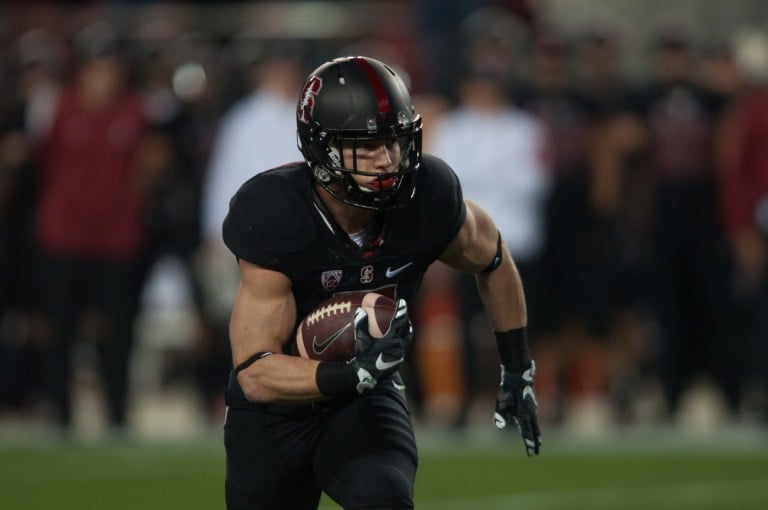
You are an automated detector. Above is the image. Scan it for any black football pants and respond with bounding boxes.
[224,383,417,510]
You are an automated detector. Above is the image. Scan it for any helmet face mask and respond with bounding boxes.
[296,56,422,210]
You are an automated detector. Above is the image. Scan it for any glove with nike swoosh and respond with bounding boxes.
[347,298,412,393]
[494,361,542,456]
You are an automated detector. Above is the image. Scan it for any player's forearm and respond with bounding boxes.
[237,353,325,404]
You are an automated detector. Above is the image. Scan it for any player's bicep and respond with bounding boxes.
[439,200,499,273]
[229,259,296,365]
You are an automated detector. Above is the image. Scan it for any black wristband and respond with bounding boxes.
[494,327,531,370]
[316,361,358,397]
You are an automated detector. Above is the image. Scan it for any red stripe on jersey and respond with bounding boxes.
[352,57,391,114]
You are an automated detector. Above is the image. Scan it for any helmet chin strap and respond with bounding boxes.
[313,166,376,210]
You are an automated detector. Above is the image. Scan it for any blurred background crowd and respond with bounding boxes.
[1,0,767,439]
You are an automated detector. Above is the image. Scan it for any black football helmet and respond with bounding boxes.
[296,56,422,210]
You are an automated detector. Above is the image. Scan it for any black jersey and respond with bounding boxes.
[223,153,466,335]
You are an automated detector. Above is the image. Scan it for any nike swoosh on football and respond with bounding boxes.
[312,323,352,354]
[385,262,413,278]
[375,353,403,371]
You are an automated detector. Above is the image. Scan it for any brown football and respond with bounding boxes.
[296,291,397,361]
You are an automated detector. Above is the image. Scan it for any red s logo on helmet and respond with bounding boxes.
[298,76,323,124]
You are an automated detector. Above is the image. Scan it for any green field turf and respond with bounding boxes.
[1,432,766,510]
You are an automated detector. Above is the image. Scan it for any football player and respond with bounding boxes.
[222,55,541,510]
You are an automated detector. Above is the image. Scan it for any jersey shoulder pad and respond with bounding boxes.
[223,167,315,263]
[417,154,466,230]
[393,154,466,261]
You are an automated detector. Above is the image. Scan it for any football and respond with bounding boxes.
[296,291,398,361]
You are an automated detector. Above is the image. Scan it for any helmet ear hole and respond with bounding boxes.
[314,167,332,183]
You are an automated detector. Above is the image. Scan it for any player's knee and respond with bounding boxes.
[345,464,414,509]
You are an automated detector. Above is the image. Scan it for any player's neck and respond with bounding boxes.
[316,184,377,234]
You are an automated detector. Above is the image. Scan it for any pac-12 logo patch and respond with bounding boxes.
[298,75,323,124]
[320,269,342,291]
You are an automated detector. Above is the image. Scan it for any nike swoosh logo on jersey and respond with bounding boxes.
[385,262,413,278]
[312,323,352,354]
[375,353,403,371]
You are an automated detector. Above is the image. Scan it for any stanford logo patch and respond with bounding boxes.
[298,76,323,124]
[359,265,374,284]
[321,270,342,291]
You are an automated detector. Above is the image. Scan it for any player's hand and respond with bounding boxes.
[347,299,412,393]
[493,361,542,456]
